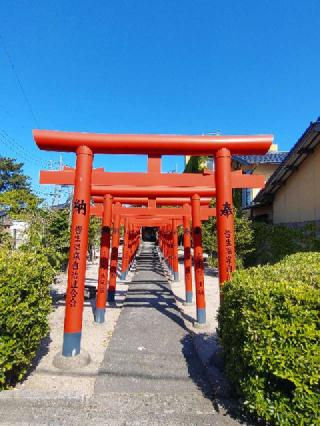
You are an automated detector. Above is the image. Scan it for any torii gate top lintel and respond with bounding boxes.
[33,130,273,155]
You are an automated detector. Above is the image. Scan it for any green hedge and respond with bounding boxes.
[218,252,320,424]
[0,249,54,389]
[245,222,320,267]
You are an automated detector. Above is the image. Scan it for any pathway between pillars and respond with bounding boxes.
[0,242,239,425]
[93,241,235,425]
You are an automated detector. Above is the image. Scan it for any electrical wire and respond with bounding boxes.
[0,130,52,168]
[0,34,40,128]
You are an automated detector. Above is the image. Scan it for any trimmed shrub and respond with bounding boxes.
[218,252,320,424]
[245,222,320,267]
[0,248,54,389]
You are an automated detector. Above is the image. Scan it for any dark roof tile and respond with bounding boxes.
[233,152,288,165]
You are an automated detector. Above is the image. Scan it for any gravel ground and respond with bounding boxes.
[12,246,132,397]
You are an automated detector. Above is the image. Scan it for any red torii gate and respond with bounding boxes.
[46,176,259,327]
[91,200,216,324]
[91,198,213,281]
[43,164,222,325]
[34,130,272,358]
[90,194,214,322]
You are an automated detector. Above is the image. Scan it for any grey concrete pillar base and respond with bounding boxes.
[94,308,105,324]
[53,350,91,370]
[173,271,179,281]
[196,307,206,325]
[185,291,193,304]
[120,271,127,280]
[62,331,81,357]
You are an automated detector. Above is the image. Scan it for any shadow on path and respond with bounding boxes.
[93,242,244,424]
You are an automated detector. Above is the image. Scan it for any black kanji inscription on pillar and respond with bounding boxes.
[74,199,87,215]
[220,202,233,217]
[224,230,231,238]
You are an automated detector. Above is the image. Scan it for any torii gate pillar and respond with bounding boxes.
[183,208,193,305]
[121,217,130,280]
[172,218,179,281]
[62,146,93,357]
[108,203,121,303]
[191,194,206,325]
[215,148,236,294]
[95,194,113,323]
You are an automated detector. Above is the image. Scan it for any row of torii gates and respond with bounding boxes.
[34,130,273,358]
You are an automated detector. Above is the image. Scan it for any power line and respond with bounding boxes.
[0,131,71,205]
[0,33,40,127]
[0,131,47,167]
[0,127,74,206]
[0,129,74,171]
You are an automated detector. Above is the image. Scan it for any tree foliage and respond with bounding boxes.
[0,226,12,250]
[21,208,71,271]
[0,157,30,193]
[22,207,101,270]
[184,156,209,173]
[0,189,41,219]
[88,216,101,261]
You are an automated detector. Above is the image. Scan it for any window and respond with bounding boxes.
[241,170,253,208]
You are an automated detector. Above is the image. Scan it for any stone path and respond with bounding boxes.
[0,242,239,425]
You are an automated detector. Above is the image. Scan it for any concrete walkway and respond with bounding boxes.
[0,242,239,425]
[93,242,236,425]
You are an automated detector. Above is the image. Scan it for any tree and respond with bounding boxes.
[88,216,101,261]
[22,208,70,271]
[0,189,42,219]
[0,226,12,249]
[184,156,209,173]
[0,157,30,192]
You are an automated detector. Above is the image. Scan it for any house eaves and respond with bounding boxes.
[254,118,320,205]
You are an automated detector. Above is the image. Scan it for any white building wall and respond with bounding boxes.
[10,221,29,248]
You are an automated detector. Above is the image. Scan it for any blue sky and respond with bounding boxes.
[0,1,319,201]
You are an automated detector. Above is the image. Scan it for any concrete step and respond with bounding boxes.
[0,391,231,425]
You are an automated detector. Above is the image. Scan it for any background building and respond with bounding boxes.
[251,118,320,225]
[184,145,288,210]
[232,145,288,209]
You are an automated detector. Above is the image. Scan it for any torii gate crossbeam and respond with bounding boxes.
[34,130,272,155]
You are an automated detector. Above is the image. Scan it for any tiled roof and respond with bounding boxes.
[232,152,288,165]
